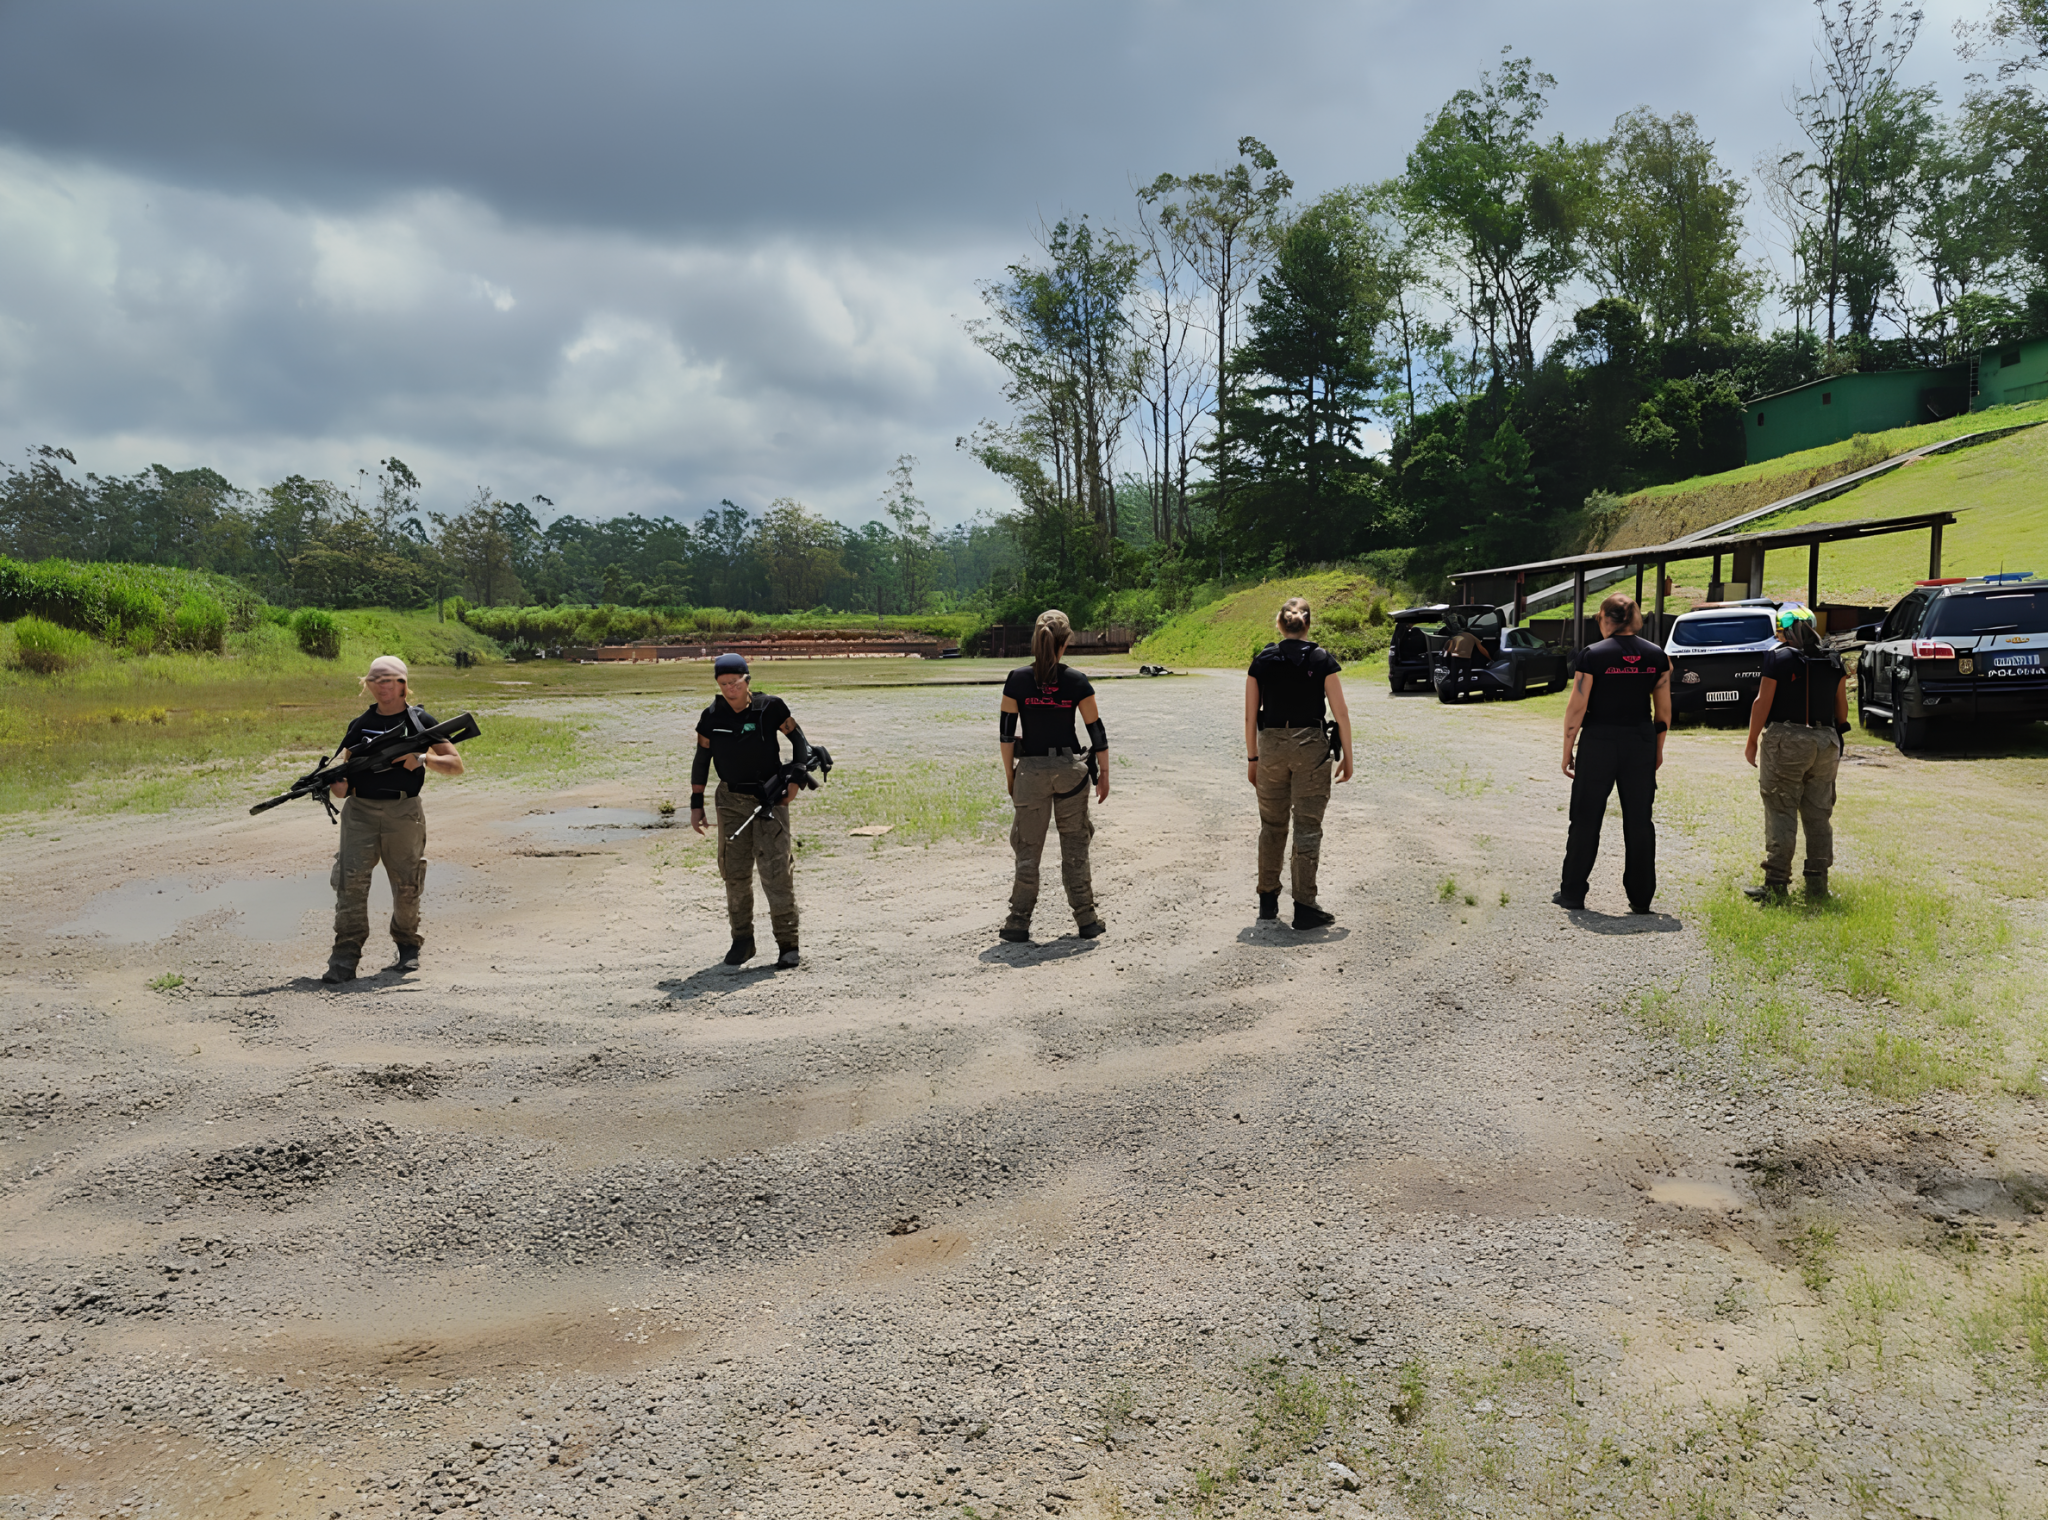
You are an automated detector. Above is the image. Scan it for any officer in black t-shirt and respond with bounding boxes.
[1245,596,1354,928]
[997,608,1110,943]
[322,654,465,982]
[690,653,814,968]
[1742,606,1849,901]
[1555,593,1672,914]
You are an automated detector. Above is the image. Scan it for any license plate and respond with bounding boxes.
[1706,690,1742,704]
[1990,651,2041,668]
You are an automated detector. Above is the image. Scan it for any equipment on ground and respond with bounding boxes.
[725,744,835,842]
[249,711,482,823]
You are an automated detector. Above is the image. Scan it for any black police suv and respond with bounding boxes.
[1856,575,2048,750]
[1662,600,1783,721]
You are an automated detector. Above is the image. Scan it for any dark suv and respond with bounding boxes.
[1388,604,1504,693]
[1856,576,2048,749]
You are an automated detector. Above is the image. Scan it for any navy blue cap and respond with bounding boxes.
[713,652,749,677]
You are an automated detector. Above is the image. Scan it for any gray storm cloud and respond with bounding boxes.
[0,0,1987,524]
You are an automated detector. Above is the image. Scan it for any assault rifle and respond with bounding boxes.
[249,711,482,823]
[726,744,834,842]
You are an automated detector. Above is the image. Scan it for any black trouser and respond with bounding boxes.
[1561,724,1657,907]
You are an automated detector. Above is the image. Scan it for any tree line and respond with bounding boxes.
[967,0,2048,600]
[0,448,1018,619]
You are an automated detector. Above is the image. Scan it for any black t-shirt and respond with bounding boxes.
[340,704,438,799]
[1249,640,1342,728]
[1002,664,1094,755]
[696,693,792,786]
[1573,635,1670,727]
[1763,644,1844,726]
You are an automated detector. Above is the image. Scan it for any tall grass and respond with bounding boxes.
[457,602,985,650]
[0,555,254,653]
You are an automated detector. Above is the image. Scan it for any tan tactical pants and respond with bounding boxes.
[1758,722,1840,885]
[715,783,799,946]
[1006,755,1096,930]
[1256,725,1333,904]
[330,794,426,971]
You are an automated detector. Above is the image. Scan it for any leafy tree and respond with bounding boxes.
[1139,138,1295,465]
[1215,200,1389,560]
[757,496,843,611]
[1590,109,1762,342]
[1403,52,1603,385]
[1773,0,1929,350]
[968,217,1144,543]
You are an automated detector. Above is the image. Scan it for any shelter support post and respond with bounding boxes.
[1929,523,1944,579]
[1514,572,1526,625]
[1634,563,1644,608]
[1807,541,1821,610]
[1711,553,1723,599]
[1572,568,1586,651]
[1654,559,1667,642]
[1748,548,1765,600]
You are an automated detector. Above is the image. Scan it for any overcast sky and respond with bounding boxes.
[0,0,1988,529]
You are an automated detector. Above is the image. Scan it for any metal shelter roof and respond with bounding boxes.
[1450,510,1960,586]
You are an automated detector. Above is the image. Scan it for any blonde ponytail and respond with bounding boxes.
[1032,608,1072,685]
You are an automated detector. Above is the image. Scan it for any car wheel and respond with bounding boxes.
[1857,670,1882,731]
[1436,674,1457,705]
[1895,713,1929,751]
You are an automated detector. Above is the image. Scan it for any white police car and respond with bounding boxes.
[1663,600,1783,720]
[1856,574,2048,750]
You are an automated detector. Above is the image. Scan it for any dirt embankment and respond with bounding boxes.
[0,673,2040,1520]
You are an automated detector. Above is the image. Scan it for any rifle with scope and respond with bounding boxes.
[249,711,482,823]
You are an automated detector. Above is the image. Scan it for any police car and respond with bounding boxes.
[1663,600,1783,720]
[1855,574,2048,750]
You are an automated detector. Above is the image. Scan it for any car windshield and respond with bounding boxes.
[1672,614,1773,648]
[1923,589,2048,636]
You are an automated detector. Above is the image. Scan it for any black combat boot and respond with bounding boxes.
[1551,890,1584,911]
[1803,871,1830,898]
[723,935,757,966]
[999,917,1031,943]
[1742,882,1790,903]
[1293,902,1335,930]
[1077,919,1106,939]
[776,943,800,969]
[320,962,357,985]
[394,945,421,972]
[1258,891,1279,920]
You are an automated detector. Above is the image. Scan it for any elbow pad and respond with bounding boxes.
[690,748,711,790]
[786,721,812,766]
[1086,718,1107,754]
[999,710,1018,743]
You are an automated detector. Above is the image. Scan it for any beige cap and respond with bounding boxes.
[366,655,410,682]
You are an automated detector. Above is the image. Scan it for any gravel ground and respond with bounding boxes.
[1,667,2041,1520]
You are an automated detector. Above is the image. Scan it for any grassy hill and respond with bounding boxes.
[1134,568,1402,669]
[1653,420,2048,605]
[1598,400,2048,550]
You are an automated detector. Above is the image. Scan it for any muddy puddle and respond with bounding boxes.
[55,865,477,944]
[1645,1177,1746,1211]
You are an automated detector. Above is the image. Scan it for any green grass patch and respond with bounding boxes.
[804,752,1009,846]
[1603,402,2048,553]
[1649,417,2048,605]
[1133,567,1400,669]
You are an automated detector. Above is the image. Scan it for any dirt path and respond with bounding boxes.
[0,671,2037,1519]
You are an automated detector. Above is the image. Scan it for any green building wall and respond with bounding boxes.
[1975,335,2048,408]
[1745,368,1961,464]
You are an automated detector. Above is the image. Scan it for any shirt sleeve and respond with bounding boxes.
[417,709,439,731]
[763,696,792,729]
[1572,647,1598,677]
[1315,647,1342,676]
[1066,670,1095,701]
[1001,669,1026,701]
